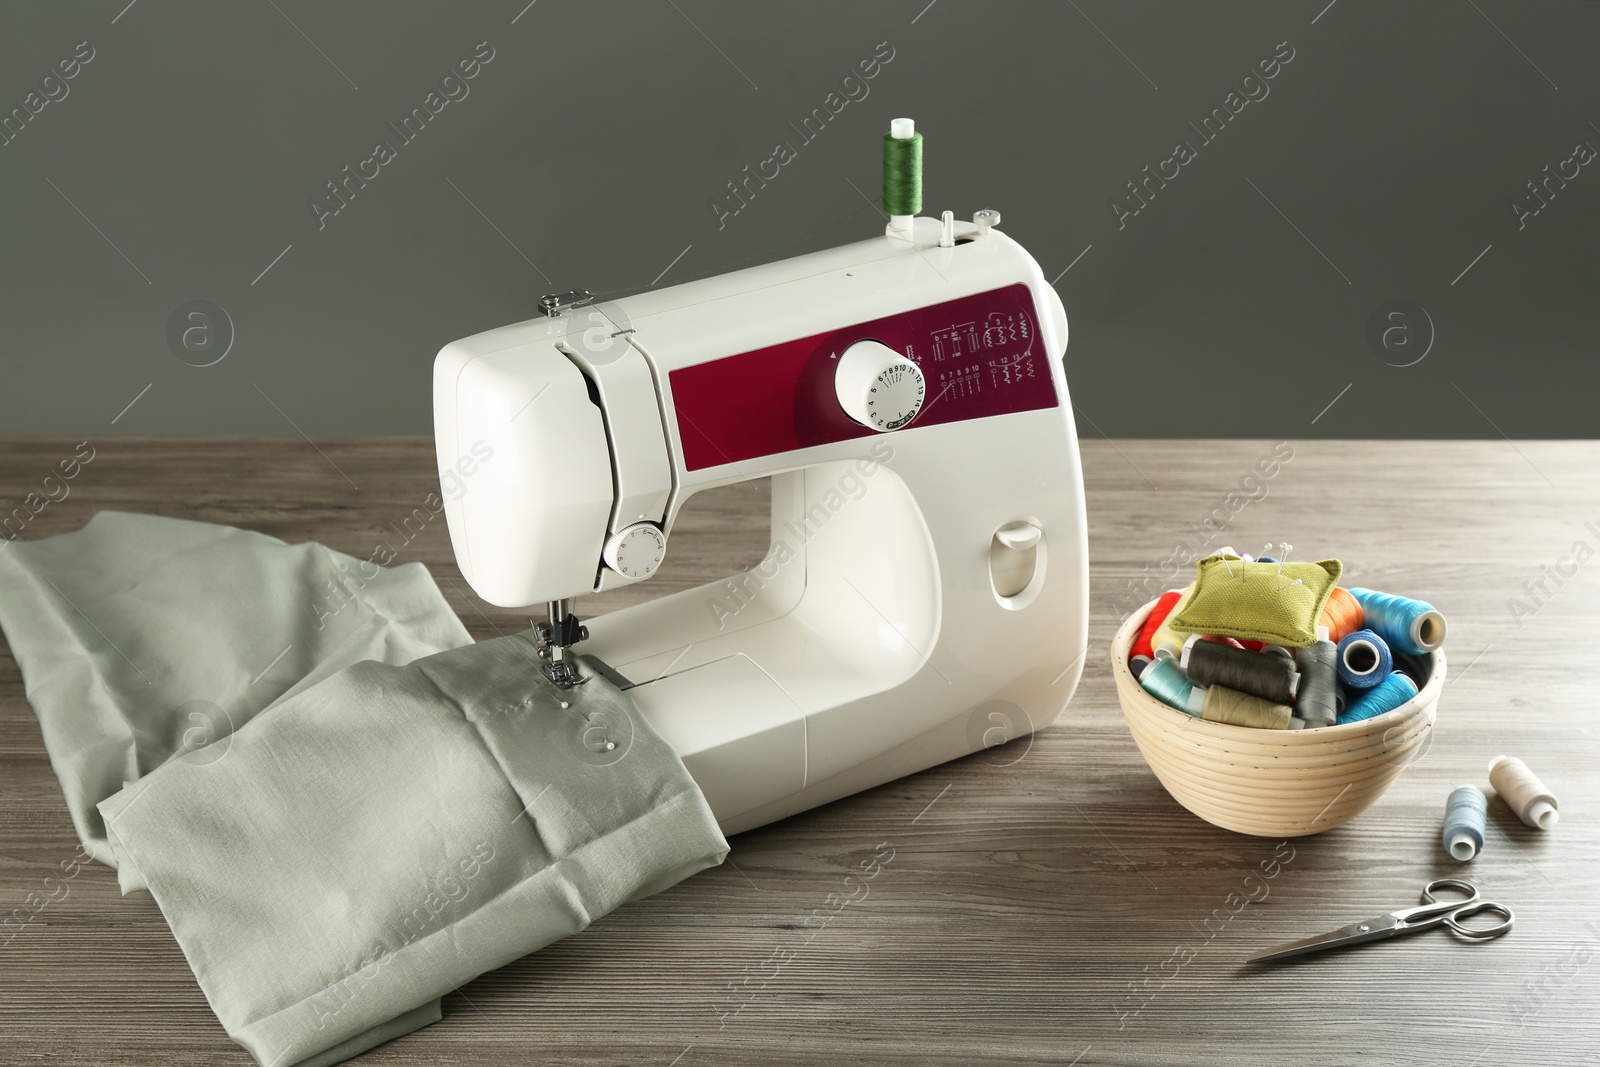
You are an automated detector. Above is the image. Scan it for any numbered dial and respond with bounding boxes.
[834,340,925,432]
[602,523,666,580]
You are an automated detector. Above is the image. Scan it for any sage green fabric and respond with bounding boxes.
[1168,555,1343,647]
[0,511,473,869]
[98,634,728,1067]
[294,1002,442,1067]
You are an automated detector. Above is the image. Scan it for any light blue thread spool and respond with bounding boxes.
[1336,670,1416,724]
[1336,628,1392,690]
[1139,658,1206,715]
[1443,784,1487,861]
[1348,587,1447,657]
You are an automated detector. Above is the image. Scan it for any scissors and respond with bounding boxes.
[1246,879,1514,964]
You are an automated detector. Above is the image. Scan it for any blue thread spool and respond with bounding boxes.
[1336,628,1392,691]
[1139,657,1206,715]
[1443,785,1487,861]
[1348,587,1447,657]
[1337,670,1417,724]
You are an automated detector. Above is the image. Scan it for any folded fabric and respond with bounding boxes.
[98,633,728,1067]
[1168,555,1342,647]
[0,511,473,869]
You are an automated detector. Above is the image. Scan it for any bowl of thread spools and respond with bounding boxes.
[1111,549,1449,837]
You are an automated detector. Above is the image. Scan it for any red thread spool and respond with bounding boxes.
[1209,635,1267,651]
[1131,590,1183,672]
[1202,635,1247,649]
[1319,586,1365,643]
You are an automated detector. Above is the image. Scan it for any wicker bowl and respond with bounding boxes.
[1113,599,1443,837]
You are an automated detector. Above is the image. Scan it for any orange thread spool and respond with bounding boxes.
[1319,586,1364,643]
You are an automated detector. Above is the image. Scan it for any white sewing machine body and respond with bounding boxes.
[435,214,1088,834]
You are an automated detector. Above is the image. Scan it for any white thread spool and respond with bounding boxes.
[1488,755,1559,830]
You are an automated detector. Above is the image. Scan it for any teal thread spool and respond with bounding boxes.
[1336,670,1417,724]
[1139,657,1206,715]
[1348,587,1447,656]
[882,118,923,227]
[1443,785,1487,861]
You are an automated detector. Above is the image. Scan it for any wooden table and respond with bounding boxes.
[2,438,1596,1066]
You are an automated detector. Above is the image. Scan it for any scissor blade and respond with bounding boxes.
[1246,913,1403,964]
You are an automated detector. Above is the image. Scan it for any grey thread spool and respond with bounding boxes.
[1442,784,1487,861]
[1295,639,1339,727]
[1181,635,1299,705]
[1488,755,1559,830]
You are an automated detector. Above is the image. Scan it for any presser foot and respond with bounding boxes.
[534,600,590,689]
[537,653,588,689]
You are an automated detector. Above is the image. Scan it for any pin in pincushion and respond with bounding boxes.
[1167,555,1342,647]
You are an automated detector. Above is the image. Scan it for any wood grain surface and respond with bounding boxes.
[2,438,1596,1066]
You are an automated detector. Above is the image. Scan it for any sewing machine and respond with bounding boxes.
[434,202,1088,834]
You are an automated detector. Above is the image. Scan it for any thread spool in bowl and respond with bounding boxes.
[1336,629,1392,690]
[1112,597,1443,837]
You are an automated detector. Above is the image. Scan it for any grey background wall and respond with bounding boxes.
[1,0,1596,439]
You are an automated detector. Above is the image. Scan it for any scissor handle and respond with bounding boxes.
[1417,879,1514,942]
[1421,878,1481,906]
[1444,900,1515,941]
[1391,878,1479,928]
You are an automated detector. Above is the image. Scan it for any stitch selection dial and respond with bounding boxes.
[602,523,666,580]
[834,340,925,432]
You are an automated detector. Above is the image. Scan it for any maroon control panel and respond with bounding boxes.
[669,283,1057,471]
